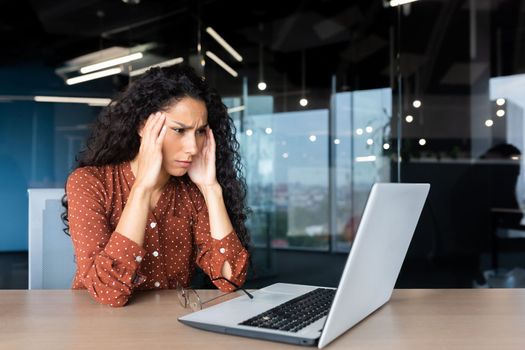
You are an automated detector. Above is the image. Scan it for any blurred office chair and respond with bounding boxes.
[490,208,525,268]
[28,189,75,289]
[481,144,525,287]
[483,209,525,288]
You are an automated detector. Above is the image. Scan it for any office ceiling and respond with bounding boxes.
[1,0,525,98]
[0,0,392,94]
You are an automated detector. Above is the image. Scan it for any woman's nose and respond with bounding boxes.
[185,135,198,155]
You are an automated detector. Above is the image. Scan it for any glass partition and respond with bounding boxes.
[4,0,525,289]
[0,101,99,251]
[333,88,392,251]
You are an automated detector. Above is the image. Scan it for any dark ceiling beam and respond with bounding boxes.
[101,7,189,39]
[335,2,383,89]
[418,0,464,93]
[511,0,525,72]
[270,0,308,51]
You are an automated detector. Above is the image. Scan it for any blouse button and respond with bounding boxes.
[150,222,157,229]
[135,255,143,263]
[154,281,161,288]
[152,251,159,257]
[219,247,226,254]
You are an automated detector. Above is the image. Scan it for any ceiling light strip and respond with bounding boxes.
[206,27,243,62]
[130,57,184,77]
[205,51,238,77]
[227,105,245,114]
[80,53,143,74]
[389,0,418,7]
[66,68,122,85]
[34,96,111,106]
[355,156,377,162]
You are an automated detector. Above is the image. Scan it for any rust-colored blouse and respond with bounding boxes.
[66,161,249,307]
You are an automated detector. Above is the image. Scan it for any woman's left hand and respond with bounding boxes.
[188,127,219,188]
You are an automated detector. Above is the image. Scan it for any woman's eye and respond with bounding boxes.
[172,128,185,134]
[196,129,206,136]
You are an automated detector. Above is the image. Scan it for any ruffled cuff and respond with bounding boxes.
[208,231,249,291]
[102,232,147,286]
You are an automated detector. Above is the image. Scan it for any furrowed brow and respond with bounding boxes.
[171,120,190,128]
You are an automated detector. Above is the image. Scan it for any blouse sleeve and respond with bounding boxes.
[191,187,249,292]
[66,168,147,307]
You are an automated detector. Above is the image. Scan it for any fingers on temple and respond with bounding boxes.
[208,127,216,153]
[157,125,167,146]
[145,112,165,141]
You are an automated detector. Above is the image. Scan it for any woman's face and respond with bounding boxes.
[161,97,208,176]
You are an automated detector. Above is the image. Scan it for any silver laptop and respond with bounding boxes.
[179,183,430,348]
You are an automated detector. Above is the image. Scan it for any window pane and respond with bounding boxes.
[242,106,329,250]
[334,88,392,251]
[0,101,98,251]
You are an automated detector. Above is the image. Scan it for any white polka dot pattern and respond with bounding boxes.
[66,161,249,307]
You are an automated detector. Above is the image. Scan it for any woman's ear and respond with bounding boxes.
[137,120,146,138]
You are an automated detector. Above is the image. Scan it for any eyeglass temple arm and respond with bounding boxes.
[212,277,254,299]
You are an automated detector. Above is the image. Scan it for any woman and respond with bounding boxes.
[63,65,250,307]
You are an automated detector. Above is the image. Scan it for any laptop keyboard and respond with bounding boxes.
[239,288,336,333]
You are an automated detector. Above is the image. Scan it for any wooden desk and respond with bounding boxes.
[1,289,525,349]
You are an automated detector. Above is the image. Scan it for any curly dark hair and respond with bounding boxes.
[61,64,251,252]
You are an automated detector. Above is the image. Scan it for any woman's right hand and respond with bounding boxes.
[115,112,166,247]
[133,112,167,190]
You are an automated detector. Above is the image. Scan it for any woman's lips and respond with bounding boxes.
[175,160,192,168]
